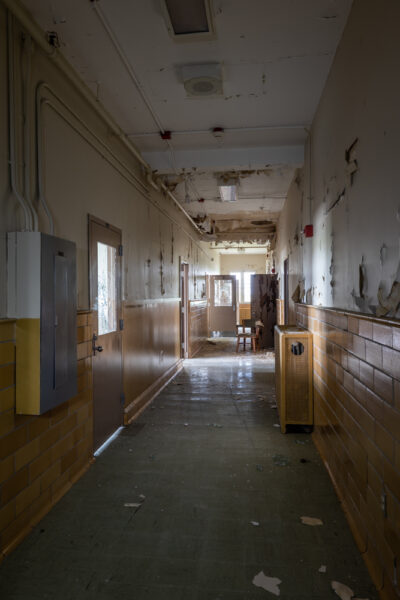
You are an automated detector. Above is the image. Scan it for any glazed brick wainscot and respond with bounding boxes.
[296,304,400,600]
[0,311,94,559]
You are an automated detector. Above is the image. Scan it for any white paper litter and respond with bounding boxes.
[124,503,141,508]
[301,516,323,526]
[331,581,354,600]
[318,565,327,573]
[273,424,280,428]
[250,521,260,526]
[252,571,281,596]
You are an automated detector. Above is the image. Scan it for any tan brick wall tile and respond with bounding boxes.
[0,410,15,438]
[366,340,383,369]
[1,468,29,504]
[28,417,50,441]
[373,323,393,347]
[15,479,41,516]
[0,427,27,460]
[0,322,16,343]
[359,318,373,339]
[0,365,15,390]
[15,438,40,471]
[0,501,15,533]
[0,456,14,485]
[0,387,15,413]
[374,422,394,462]
[0,343,15,365]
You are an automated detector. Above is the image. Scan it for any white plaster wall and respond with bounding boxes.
[276,0,400,318]
[0,7,217,315]
[219,253,266,275]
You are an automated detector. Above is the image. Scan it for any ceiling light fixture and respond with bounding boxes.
[219,184,237,202]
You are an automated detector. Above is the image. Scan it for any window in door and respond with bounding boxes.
[97,241,117,335]
[214,278,233,306]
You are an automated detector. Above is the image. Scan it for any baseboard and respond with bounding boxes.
[124,359,183,425]
[0,458,93,562]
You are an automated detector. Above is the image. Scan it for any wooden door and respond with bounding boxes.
[251,274,278,349]
[209,275,237,333]
[180,261,189,358]
[283,258,289,325]
[89,216,123,451]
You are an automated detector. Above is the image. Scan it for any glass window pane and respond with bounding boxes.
[214,279,232,306]
[97,242,117,335]
[243,272,255,303]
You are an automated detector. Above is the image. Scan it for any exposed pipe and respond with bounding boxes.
[22,32,39,230]
[7,10,32,230]
[128,124,310,138]
[89,2,206,219]
[1,0,149,171]
[2,0,203,238]
[36,88,209,253]
[91,1,165,134]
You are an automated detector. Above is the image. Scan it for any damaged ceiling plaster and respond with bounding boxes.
[160,167,293,241]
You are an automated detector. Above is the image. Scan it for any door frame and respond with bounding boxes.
[283,257,289,325]
[179,259,189,359]
[88,214,123,451]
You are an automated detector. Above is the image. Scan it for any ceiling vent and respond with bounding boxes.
[182,64,223,97]
[162,0,215,42]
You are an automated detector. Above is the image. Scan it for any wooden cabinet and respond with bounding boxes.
[274,325,313,433]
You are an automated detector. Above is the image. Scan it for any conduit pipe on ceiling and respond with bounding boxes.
[89,2,204,220]
[128,124,310,138]
[36,86,209,252]
[2,0,204,238]
[7,11,33,231]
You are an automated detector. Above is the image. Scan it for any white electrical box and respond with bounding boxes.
[7,232,77,415]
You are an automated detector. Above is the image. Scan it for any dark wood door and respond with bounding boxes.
[89,216,123,451]
[180,261,189,358]
[209,275,237,333]
[251,274,278,349]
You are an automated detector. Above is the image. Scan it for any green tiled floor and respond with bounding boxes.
[0,342,378,599]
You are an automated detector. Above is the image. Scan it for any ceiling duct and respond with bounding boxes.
[182,64,223,97]
[162,0,215,41]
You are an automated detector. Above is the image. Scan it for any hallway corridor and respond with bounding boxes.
[0,346,377,599]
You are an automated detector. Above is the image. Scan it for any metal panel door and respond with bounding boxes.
[209,275,237,333]
[89,216,123,451]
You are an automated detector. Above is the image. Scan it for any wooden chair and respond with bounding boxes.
[235,324,251,352]
[236,323,260,352]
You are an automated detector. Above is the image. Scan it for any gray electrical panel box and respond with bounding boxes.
[7,232,77,415]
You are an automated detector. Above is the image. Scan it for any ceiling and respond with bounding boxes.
[22,0,353,242]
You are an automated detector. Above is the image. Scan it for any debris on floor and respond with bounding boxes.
[272,454,290,467]
[256,464,264,471]
[318,565,327,573]
[331,581,354,600]
[124,503,141,508]
[250,521,260,526]
[273,423,280,428]
[300,458,310,463]
[295,439,309,445]
[301,516,323,526]
[252,571,281,596]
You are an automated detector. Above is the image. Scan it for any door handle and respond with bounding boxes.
[92,333,104,355]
